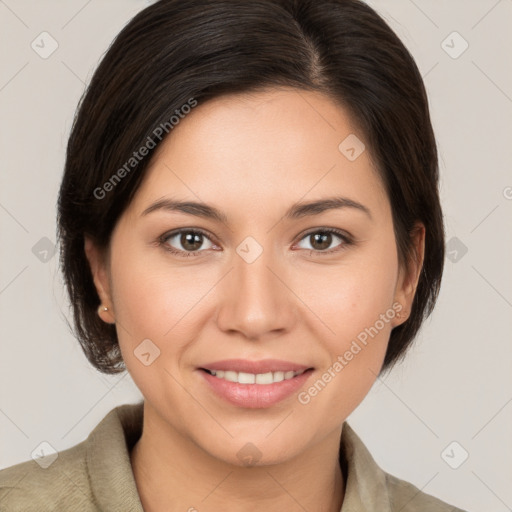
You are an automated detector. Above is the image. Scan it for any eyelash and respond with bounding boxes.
[158,227,354,258]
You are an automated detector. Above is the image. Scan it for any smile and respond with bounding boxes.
[203,368,307,385]
[197,360,314,408]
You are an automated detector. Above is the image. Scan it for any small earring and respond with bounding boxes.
[396,312,401,319]
[98,305,109,315]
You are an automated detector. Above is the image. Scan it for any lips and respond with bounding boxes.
[197,359,314,408]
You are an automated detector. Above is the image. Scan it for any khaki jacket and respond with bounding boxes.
[0,402,467,511]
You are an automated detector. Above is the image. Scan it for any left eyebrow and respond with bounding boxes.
[141,195,372,222]
[284,196,373,221]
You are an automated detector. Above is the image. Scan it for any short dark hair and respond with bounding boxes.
[57,0,444,375]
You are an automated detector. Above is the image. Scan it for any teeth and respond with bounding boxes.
[206,369,306,384]
[224,370,237,382]
[255,372,273,384]
[272,371,284,383]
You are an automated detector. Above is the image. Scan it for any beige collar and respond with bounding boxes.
[86,402,392,511]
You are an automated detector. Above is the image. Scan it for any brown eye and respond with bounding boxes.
[296,229,351,254]
[179,232,204,251]
[161,229,215,255]
[309,232,333,251]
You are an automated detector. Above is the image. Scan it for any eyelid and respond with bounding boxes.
[160,227,215,242]
[297,226,352,241]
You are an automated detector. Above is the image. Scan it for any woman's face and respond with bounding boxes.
[87,88,422,466]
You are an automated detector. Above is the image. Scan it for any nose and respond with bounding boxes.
[215,245,298,341]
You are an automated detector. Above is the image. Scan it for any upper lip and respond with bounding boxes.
[200,359,312,374]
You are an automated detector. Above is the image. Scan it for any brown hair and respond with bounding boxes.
[57,0,444,375]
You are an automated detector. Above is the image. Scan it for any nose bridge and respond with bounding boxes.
[215,239,295,339]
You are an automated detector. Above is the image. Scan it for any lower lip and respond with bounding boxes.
[199,369,313,409]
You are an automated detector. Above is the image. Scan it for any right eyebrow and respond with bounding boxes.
[141,198,228,223]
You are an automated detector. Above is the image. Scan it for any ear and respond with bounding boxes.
[84,235,115,324]
[392,222,425,327]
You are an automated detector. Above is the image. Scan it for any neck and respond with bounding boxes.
[130,402,345,512]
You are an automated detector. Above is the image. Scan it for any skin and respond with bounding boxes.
[85,87,424,512]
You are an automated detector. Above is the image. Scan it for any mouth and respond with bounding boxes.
[197,359,314,408]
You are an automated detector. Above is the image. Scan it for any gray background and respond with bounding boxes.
[1,1,511,510]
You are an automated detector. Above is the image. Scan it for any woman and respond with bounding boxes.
[0,0,468,510]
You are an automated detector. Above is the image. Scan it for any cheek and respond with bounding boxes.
[109,246,222,369]
[293,236,398,412]
[298,238,398,349]
[108,247,185,358]
[108,253,206,409]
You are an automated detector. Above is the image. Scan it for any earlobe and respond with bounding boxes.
[84,235,115,323]
[97,304,114,324]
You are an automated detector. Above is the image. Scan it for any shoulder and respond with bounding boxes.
[0,439,98,511]
[340,422,468,512]
[0,402,143,512]
[384,472,468,511]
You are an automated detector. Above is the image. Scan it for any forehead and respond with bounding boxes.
[128,88,390,224]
